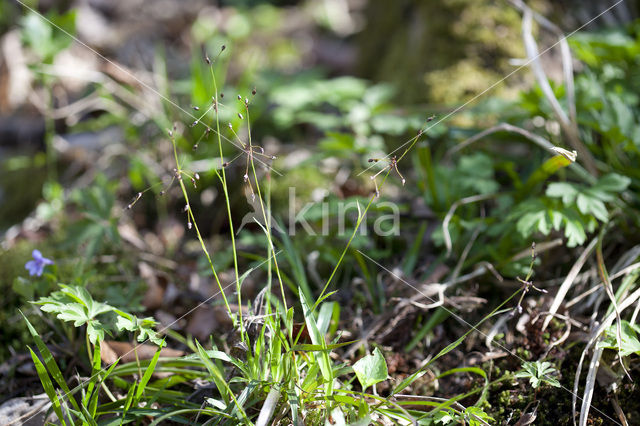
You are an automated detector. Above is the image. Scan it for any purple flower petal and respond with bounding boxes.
[25,260,42,276]
[25,250,54,277]
[32,249,43,260]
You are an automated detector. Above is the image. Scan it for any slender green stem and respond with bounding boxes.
[133,330,143,380]
[170,135,232,315]
[245,109,288,313]
[209,64,243,330]
[313,173,388,313]
[313,130,425,312]
[86,333,92,366]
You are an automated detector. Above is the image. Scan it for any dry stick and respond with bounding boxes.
[520,8,598,176]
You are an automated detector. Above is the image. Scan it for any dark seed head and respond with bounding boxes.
[252,87,257,95]
[221,45,226,52]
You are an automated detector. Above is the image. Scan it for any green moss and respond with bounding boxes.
[356,0,552,104]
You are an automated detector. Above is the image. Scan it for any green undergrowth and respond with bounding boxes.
[5,4,640,426]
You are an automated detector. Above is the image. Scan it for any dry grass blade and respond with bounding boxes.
[572,286,640,426]
[611,392,630,426]
[578,346,605,426]
[446,122,554,159]
[444,123,594,183]
[595,230,630,380]
[255,386,280,426]
[508,0,577,123]
[519,5,597,175]
[485,313,509,351]
[542,238,597,331]
[443,194,494,257]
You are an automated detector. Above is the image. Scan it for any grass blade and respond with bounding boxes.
[134,341,163,404]
[29,346,67,426]
[21,311,83,415]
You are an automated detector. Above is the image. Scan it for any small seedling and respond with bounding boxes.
[514,360,560,389]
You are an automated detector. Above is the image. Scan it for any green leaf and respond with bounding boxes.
[516,210,545,236]
[134,341,163,404]
[595,173,631,193]
[300,288,333,384]
[35,285,114,344]
[514,361,560,389]
[86,320,107,344]
[84,343,102,416]
[597,320,640,357]
[464,406,494,426]
[13,276,34,300]
[562,210,587,247]
[114,310,164,347]
[352,347,388,391]
[194,340,230,404]
[434,410,456,424]
[21,311,83,415]
[290,341,355,352]
[546,182,577,205]
[576,193,608,222]
[29,347,67,426]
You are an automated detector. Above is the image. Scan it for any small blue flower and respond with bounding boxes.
[25,249,54,277]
